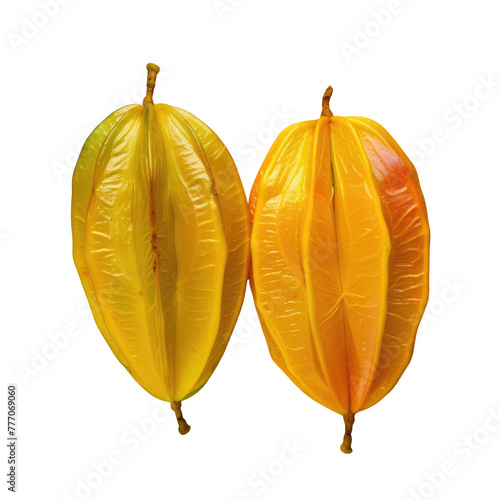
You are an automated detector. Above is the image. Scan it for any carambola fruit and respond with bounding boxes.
[249,87,430,453]
[71,64,250,433]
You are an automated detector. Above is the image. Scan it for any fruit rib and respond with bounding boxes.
[72,105,137,369]
[251,121,337,410]
[347,117,430,410]
[84,107,168,398]
[300,116,350,414]
[328,117,391,413]
[154,106,228,402]
[174,107,251,394]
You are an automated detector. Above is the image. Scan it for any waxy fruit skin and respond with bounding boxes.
[249,88,430,452]
[71,64,250,433]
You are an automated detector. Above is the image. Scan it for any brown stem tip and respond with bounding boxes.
[321,86,333,117]
[143,63,160,106]
[171,401,191,435]
[340,411,355,454]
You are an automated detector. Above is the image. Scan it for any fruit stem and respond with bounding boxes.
[143,63,160,105]
[340,411,355,454]
[321,86,333,117]
[171,401,191,435]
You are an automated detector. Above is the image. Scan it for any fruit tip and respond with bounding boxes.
[340,435,353,454]
[178,418,191,435]
[146,63,160,75]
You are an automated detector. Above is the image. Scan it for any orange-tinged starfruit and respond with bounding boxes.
[71,64,250,434]
[249,87,430,453]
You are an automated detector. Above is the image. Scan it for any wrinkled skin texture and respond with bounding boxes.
[250,105,430,450]
[72,102,250,404]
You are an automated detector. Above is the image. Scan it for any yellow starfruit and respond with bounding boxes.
[72,64,250,433]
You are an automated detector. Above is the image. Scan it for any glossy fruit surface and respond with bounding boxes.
[72,64,250,433]
[250,88,430,452]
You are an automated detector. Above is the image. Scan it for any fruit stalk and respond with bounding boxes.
[340,411,355,454]
[321,86,333,117]
[171,401,191,435]
[143,63,160,105]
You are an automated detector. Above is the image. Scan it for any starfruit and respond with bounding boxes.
[250,87,430,452]
[71,64,250,433]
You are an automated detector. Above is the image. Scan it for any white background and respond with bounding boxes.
[2,0,500,499]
